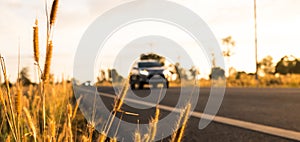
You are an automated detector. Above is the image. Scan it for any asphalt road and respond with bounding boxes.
[75,86,300,141]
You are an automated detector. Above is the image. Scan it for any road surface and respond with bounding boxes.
[74,86,300,141]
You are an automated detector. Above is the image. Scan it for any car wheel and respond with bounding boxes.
[152,83,157,88]
[130,83,136,90]
[138,83,144,89]
[163,81,169,88]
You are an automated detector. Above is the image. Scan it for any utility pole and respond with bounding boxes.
[254,0,259,81]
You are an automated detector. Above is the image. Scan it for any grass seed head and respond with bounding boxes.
[110,137,117,142]
[50,0,59,26]
[33,18,39,63]
[0,88,4,106]
[67,103,73,118]
[134,131,141,142]
[98,132,107,142]
[43,40,53,82]
[15,86,22,115]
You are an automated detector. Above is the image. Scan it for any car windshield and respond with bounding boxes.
[138,62,162,68]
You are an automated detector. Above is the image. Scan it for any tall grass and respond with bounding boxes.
[170,103,191,142]
[0,0,193,141]
[33,19,40,64]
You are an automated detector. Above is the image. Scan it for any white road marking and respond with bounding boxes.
[98,91,300,141]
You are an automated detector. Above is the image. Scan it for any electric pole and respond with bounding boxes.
[254,0,259,81]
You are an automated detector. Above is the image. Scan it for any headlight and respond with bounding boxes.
[163,70,170,76]
[139,70,149,76]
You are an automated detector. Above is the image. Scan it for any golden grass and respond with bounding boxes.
[33,19,39,64]
[98,133,107,142]
[134,131,142,142]
[23,107,37,142]
[42,40,53,82]
[50,0,59,27]
[0,64,192,142]
[109,137,117,142]
[113,79,129,112]
[0,1,193,141]
[176,103,191,142]
[15,85,22,116]
[0,87,5,109]
[48,118,56,141]
[149,106,160,141]
[171,103,191,142]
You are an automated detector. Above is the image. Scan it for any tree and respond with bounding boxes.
[97,69,106,83]
[18,67,31,86]
[258,55,274,75]
[167,63,188,82]
[222,36,235,76]
[189,66,200,80]
[275,55,300,74]
[229,67,237,77]
[293,60,300,74]
[209,67,225,80]
[175,62,188,81]
[235,71,247,80]
[140,53,165,66]
[108,69,123,82]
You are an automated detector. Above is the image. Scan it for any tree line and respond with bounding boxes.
[258,55,300,75]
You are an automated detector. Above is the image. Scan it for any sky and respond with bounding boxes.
[0,0,300,82]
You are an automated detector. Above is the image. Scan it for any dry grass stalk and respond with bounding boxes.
[27,84,33,99]
[110,137,117,142]
[49,118,56,141]
[142,134,150,142]
[149,106,160,141]
[81,135,89,142]
[103,79,129,137]
[32,95,40,112]
[22,96,29,112]
[176,103,191,142]
[33,18,40,63]
[5,135,11,142]
[67,103,73,142]
[15,85,22,115]
[0,55,18,141]
[171,108,184,142]
[58,123,66,142]
[67,103,73,118]
[15,85,22,141]
[72,96,82,120]
[113,79,129,112]
[98,132,107,142]
[87,122,95,141]
[43,40,53,82]
[0,88,5,107]
[23,107,37,142]
[134,131,141,142]
[171,103,191,142]
[50,0,59,27]
[47,135,52,142]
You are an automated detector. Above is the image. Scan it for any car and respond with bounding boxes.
[130,60,169,89]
